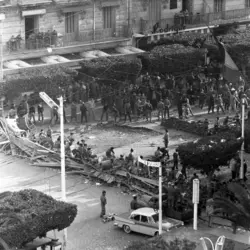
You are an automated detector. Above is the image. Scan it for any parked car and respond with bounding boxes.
[114,207,184,236]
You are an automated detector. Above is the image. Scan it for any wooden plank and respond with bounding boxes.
[131,185,155,196]
[0,140,9,145]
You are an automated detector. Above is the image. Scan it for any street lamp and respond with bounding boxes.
[200,236,225,250]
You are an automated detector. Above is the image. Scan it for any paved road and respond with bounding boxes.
[0,156,147,250]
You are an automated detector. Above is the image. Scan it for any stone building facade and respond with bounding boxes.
[1,0,129,51]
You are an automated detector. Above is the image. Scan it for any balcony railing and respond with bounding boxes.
[5,25,129,53]
[18,0,52,5]
[140,7,250,34]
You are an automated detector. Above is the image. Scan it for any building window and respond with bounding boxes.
[103,6,115,29]
[170,0,178,9]
[214,0,223,12]
[65,12,75,33]
[246,0,250,8]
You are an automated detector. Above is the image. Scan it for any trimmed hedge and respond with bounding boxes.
[79,57,142,85]
[2,66,77,101]
[162,117,250,149]
[162,117,207,136]
[0,189,77,249]
[177,133,243,174]
[140,44,204,74]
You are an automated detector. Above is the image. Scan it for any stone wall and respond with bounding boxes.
[131,0,182,33]
[2,0,128,47]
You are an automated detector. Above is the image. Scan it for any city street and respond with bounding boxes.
[0,156,148,250]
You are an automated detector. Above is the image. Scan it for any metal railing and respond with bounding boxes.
[140,7,250,34]
[5,25,130,53]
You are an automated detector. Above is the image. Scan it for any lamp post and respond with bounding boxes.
[59,96,67,249]
[240,96,245,179]
[192,179,200,230]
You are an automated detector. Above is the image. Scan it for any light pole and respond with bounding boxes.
[59,96,67,249]
[193,179,200,230]
[240,96,245,179]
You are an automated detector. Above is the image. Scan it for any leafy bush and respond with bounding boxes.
[140,44,204,74]
[138,33,209,51]
[0,189,77,249]
[2,65,77,101]
[79,57,142,85]
[162,117,207,136]
[177,133,243,174]
[126,237,196,250]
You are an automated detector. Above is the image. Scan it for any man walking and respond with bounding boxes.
[80,101,88,123]
[100,190,107,218]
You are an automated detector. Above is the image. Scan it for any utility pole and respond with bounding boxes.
[240,97,245,179]
[59,96,67,249]
[0,13,5,117]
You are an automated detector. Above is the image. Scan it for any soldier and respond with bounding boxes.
[157,99,164,121]
[163,129,169,148]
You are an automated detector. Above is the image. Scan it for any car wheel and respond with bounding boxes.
[123,225,131,234]
[154,231,159,236]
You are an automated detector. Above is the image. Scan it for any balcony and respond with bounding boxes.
[18,0,52,6]
[140,8,250,34]
[4,25,131,61]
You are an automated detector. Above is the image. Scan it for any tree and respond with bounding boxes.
[0,189,77,249]
[140,44,204,74]
[2,65,77,101]
[213,183,250,234]
[177,133,242,177]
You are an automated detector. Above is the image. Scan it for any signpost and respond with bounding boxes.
[39,92,59,109]
[138,157,162,234]
[192,179,200,230]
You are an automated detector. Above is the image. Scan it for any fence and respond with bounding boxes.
[6,24,129,52]
[140,8,250,34]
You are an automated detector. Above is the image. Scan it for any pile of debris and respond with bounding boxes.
[0,117,166,196]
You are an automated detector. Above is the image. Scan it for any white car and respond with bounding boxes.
[114,207,184,236]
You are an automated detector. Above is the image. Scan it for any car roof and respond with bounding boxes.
[131,207,157,217]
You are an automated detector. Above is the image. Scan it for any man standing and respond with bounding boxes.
[100,190,107,218]
[164,97,171,119]
[29,104,36,124]
[157,99,164,121]
[124,101,132,122]
[163,129,169,148]
[37,103,44,123]
[80,101,88,124]
[130,194,138,211]
[71,102,77,122]
[145,100,153,122]
[101,102,109,122]
[173,150,179,170]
